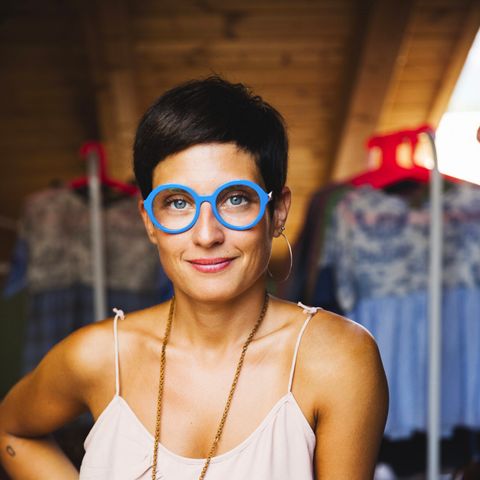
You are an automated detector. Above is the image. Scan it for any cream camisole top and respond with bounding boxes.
[79,302,320,480]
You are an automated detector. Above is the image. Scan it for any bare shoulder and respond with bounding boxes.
[5,303,167,423]
[301,309,386,404]
[292,307,388,477]
[272,297,379,364]
[272,300,388,419]
[59,302,167,404]
[303,308,380,367]
[38,314,117,405]
[0,313,118,436]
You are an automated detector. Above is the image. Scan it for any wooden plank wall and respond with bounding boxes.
[0,0,478,273]
[129,0,367,252]
[0,1,97,273]
[380,0,480,131]
[0,2,96,208]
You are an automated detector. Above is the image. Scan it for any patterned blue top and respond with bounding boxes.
[443,182,480,288]
[326,182,480,312]
[324,182,480,438]
[18,187,164,293]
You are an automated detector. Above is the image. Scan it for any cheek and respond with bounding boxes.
[153,234,183,271]
[244,225,273,265]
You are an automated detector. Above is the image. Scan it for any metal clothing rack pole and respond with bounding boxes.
[87,149,107,321]
[426,131,443,480]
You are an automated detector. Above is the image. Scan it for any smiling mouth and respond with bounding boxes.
[187,258,235,272]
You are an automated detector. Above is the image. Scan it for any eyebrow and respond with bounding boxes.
[169,187,189,193]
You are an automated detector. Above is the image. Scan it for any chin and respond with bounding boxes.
[179,277,260,304]
[188,283,241,302]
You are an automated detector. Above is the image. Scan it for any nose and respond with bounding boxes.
[190,201,225,247]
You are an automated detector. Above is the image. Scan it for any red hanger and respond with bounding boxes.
[69,141,138,196]
[349,124,434,188]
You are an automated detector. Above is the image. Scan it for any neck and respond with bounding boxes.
[169,281,269,353]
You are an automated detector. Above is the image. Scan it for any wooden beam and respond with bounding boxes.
[330,0,416,182]
[74,0,140,181]
[427,0,480,126]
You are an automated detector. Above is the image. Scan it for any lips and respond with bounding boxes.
[187,257,235,273]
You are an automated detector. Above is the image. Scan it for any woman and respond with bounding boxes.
[0,77,388,479]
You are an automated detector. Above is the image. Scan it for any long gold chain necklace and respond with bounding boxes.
[151,292,270,480]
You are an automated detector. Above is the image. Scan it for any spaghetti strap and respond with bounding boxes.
[112,308,125,396]
[287,302,321,393]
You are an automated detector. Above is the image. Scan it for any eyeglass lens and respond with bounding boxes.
[151,183,262,231]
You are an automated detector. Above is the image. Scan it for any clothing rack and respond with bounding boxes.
[426,131,442,480]
[285,127,467,477]
[85,147,107,322]
[353,128,445,478]
[72,141,139,322]
[352,127,444,479]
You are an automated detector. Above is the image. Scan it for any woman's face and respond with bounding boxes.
[140,143,290,302]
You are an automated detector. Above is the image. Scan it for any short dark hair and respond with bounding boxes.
[133,76,288,210]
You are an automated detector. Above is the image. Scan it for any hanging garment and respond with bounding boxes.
[3,186,172,374]
[279,182,350,310]
[306,185,351,310]
[327,182,480,438]
[2,238,28,297]
[19,187,163,292]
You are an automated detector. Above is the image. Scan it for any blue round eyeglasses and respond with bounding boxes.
[144,179,273,234]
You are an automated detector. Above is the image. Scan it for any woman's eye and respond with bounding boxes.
[166,197,190,210]
[173,199,187,209]
[227,194,248,206]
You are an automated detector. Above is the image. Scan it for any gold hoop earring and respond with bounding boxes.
[267,226,293,283]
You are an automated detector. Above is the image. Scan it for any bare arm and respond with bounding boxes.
[0,427,78,480]
[313,319,389,479]
[0,322,110,479]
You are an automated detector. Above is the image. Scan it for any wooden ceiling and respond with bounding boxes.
[0,0,479,263]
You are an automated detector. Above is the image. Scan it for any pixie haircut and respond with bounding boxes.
[133,76,288,210]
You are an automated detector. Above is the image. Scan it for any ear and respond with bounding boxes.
[272,186,291,237]
[138,197,159,245]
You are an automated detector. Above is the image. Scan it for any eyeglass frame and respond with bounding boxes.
[143,179,273,234]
